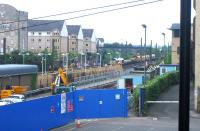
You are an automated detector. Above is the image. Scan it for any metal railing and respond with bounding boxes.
[23,87,51,98]
[23,69,131,98]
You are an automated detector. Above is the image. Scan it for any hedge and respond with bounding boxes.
[133,71,179,114]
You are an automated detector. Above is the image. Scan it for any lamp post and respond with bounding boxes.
[62,53,68,74]
[96,53,101,67]
[44,53,51,74]
[162,32,166,57]
[38,53,44,87]
[19,52,30,64]
[84,53,87,73]
[107,53,111,65]
[38,52,51,82]
[142,24,147,87]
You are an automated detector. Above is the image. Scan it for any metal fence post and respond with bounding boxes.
[139,87,145,116]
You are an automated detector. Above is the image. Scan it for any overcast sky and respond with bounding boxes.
[0,0,195,46]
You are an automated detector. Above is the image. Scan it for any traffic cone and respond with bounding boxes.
[76,119,81,128]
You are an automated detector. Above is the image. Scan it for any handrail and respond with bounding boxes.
[23,87,51,97]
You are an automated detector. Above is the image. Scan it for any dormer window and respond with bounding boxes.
[38,32,42,35]
[71,36,76,39]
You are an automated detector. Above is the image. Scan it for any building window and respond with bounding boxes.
[53,32,60,35]
[72,42,76,44]
[38,39,42,42]
[32,32,34,35]
[162,68,166,74]
[57,39,60,42]
[177,46,180,55]
[173,29,180,38]
[72,48,74,51]
[86,44,88,46]
[47,39,50,42]
[38,32,42,35]
[86,49,88,52]
[31,39,34,42]
[71,36,76,39]
[47,32,50,35]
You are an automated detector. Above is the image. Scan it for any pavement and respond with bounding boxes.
[148,84,200,119]
[51,117,200,131]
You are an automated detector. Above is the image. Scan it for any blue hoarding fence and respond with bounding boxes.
[74,89,127,119]
[0,89,127,131]
[0,92,75,131]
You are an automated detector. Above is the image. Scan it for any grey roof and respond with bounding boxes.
[97,38,104,43]
[0,64,38,77]
[67,25,81,35]
[28,20,64,32]
[170,23,180,30]
[82,29,94,38]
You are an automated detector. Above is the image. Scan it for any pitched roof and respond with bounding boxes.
[28,20,64,32]
[82,29,94,38]
[66,25,81,35]
[97,38,104,43]
[170,23,180,30]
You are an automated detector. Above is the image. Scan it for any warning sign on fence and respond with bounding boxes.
[61,93,66,114]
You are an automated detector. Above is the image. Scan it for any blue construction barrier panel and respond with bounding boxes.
[74,89,128,119]
[0,92,75,131]
[0,89,127,131]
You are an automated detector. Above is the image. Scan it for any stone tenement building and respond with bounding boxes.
[0,4,28,54]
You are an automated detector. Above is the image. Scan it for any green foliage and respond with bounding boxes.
[164,53,172,64]
[133,71,179,114]
[31,73,37,90]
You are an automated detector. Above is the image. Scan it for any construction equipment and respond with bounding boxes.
[51,68,75,95]
[0,85,27,99]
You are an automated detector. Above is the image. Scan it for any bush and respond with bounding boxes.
[133,71,179,114]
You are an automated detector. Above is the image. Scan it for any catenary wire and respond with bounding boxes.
[0,0,163,34]
[0,0,152,25]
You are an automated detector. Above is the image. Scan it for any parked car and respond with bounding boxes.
[1,98,15,104]
[9,94,25,100]
[0,100,9,106]
[4,94,26,103]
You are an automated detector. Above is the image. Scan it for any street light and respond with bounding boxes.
[84,53,87,73]
[62,53,68,74]
[142,24,147,87]
[18,52,30,64]
[38,52,51,76]
[107,52,111,65]
[96,53,101,67]
[162,32,166,57]
[80,53,86,73]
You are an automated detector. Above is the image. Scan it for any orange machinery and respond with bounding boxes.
[0,86,27,99]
